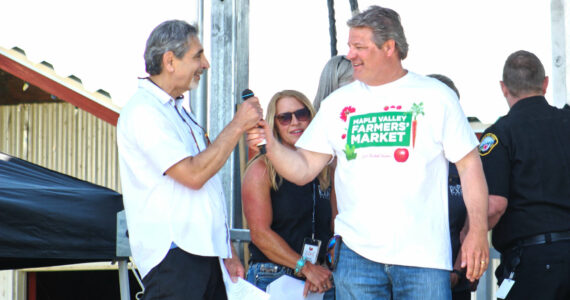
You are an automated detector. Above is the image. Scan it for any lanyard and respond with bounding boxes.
[173,104,211,151]
[311,181,317,240]
[181,108,211,145]
[145,77,211,150]
[173,105,205,152]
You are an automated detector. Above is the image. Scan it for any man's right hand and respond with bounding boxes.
[246,116,331,186]
[234,96,263,131]
[246,120,270,152]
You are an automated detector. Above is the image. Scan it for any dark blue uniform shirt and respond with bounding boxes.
[479,96,570,252]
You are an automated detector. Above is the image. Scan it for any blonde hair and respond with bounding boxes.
[247,90,330,191]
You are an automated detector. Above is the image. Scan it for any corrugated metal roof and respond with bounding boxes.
[0,46,120,125]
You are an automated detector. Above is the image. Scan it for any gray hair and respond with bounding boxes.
[502,50,545,98]
[427,74,460,100]
[144,20,199,75]
[313,55,354,111]
[347,5,408,60]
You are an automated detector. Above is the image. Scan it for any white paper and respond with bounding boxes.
[266,275,324,300]
[219,258,270,300]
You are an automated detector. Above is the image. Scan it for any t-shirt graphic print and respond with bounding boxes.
[341,102,424,162]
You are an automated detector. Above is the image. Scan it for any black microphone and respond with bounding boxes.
[241,89,266,154]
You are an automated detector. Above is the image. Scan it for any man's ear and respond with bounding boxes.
[162,51,175,73]
[542,76,549,95]
[382,40,396,57]
[500,81,509,98]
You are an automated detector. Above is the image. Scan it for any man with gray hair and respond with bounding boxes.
[118,20,262,299]
[247,5,489,299]
[481,50,570,299]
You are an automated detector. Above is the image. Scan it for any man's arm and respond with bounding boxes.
[247,120,332,186]
[488,194,508,229]
[454,148,489,282]
[166,98,262,189]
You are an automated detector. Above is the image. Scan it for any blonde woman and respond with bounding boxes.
[242,90,334,298]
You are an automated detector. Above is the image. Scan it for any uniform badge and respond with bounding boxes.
[479,133,498,156]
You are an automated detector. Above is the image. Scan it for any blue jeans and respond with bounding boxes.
[333,243,450,300]
[246,261,335,300]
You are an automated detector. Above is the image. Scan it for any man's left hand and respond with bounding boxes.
[460,229,489,282]
[223,256,245,283]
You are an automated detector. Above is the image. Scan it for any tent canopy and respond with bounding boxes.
[0,152,124,270]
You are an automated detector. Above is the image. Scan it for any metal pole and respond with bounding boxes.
[118,259,130,300]
[191,0,208,128]
[551,0,570,107]
[210,0,249,229]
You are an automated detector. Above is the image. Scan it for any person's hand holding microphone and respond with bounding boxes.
[232,88,264,136]
[242,89,269,154]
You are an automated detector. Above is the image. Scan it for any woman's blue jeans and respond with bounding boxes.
[246,261,335,300]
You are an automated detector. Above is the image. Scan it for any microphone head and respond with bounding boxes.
[241,89,254,100]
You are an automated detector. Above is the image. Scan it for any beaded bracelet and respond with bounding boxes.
[294,257,307,276]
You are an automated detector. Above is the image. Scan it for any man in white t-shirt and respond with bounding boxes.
[118,20,262,300]
[247,6,489,299]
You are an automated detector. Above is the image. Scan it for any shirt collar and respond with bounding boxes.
[510,95,548,113]
[138,78,184,106]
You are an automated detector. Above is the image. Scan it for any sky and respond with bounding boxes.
[1,1,553,124]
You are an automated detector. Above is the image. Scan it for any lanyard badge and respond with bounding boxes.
[302,238,322,264]
[301,181,322,264]
[497,251,521,299]
[496,273,515,299]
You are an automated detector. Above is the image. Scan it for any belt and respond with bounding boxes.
[514,231,570,248]
[249,261,299,277]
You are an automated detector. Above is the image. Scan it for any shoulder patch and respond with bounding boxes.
[478,133,499,156]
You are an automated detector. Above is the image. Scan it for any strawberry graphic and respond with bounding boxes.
[340,106,356,122]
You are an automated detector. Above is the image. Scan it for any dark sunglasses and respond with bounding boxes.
[275,107,311,126]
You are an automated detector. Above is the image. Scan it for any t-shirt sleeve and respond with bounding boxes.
[478,126,510,198]
[295,104,335,156]
[441,94,479,163]
[127,104,192,175]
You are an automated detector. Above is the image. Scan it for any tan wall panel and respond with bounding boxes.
[0,102,120,192]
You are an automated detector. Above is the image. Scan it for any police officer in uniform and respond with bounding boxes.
[480,50,570,299]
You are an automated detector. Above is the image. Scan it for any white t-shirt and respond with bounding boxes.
[296,71,478,270]
[117,79,231,278]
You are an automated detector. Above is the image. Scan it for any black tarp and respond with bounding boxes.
[0,152,124,270]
